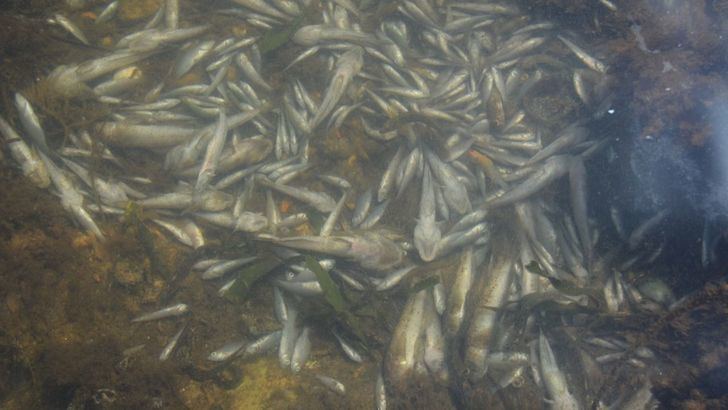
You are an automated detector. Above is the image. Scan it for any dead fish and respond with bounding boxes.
[159,324,186,361]
[131,303,189,323]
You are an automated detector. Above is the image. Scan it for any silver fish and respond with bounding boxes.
[0,115,50,188]
[414,166,440,262]
[208,339,247,362]
[131,303,189,323]
[159,324,186,361]
[308,46,364,130]
[14,93,49,153]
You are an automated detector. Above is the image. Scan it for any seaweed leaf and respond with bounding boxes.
[305,255,345,312]
[305,255,368,350]
[258,14,304,55]
[225,254,282,303]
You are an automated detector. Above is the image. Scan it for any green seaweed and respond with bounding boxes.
[305,255,345,312]
[224,253,283,302]
[258,14,304,55]
[305,256,368,349]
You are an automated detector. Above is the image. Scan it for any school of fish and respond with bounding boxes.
[1,0,687,407]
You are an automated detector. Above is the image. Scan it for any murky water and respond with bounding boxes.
[0,1,727,409]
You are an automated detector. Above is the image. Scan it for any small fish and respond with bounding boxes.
[375,370,387,410]
[279,306,298,368]
[52,14,90,45]
[308,47,364,130]
[333,330,363,363]
[291,327,312,373]
[195,110,228,195]
[352,188,373,227]
[14,93,49,153]
[294,25,383,48]
[558,35,608,74]
[243,331,282,357]
[320,192,348,237]
[257,175,336,213]
[378,145,406,202]
[131,303,189,323]
[414,166,441,262]
[165,0,179,29]
[315,374,346,396]
[0,115,50,188]
[174,40,215,78]
[628,209,669,250]
[159,324,186,361]
[201,256,256,280]
[95,1,119,25]
[538,331,581,409]
[208,339,247,362]
[485,155,571,209]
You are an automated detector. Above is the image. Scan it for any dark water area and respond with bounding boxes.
[0,0,727,409]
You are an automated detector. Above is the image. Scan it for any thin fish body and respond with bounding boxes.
[202,256,256,280]
[485,155,571,209]
[351,188,373,227]
[14,93,49,153]
[0,116,50,188]
[279,307,299,367]
[165,0,179,29]
[257,175,336,213]
[138,190,232,212]
[175,40,215,77]
[378,145,406,202]
[153,218,204,249]
[433,222,490,260]
[159,324,186,361]
[569,156,592,264]
[243,330,282,357]
[208,339,247,362]
[333,331,363,363]
[320,192,348,237]
[232,0,291,20]
[424,148,471,214]
[414,166,440,262]
[315,375,346,395]
[52,14,90,45]
[396,147,422,198]
[294,25,383,48]
[375,370,387,410]
[276,279,323,296]
[385,289,428,387]
[261,231,405,272]
[558,35,608,74]
[539,332,581,409]
[95,1,119,25]
[195,110,228,194]
[291,327,311,373]
[40,153,105,240]
[235,52,273,92]
[97,122,198,148]
[309,47,364,130]
[131,303,189,323]
[445,247,474,337]
[375,265,417,291]
[628,209,669,250]
[465,237,515,381]
[527,123,588,165]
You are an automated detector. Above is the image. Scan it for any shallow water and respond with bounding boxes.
[0,1,727,409]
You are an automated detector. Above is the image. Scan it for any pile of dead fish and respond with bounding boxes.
[0,0,677,407]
